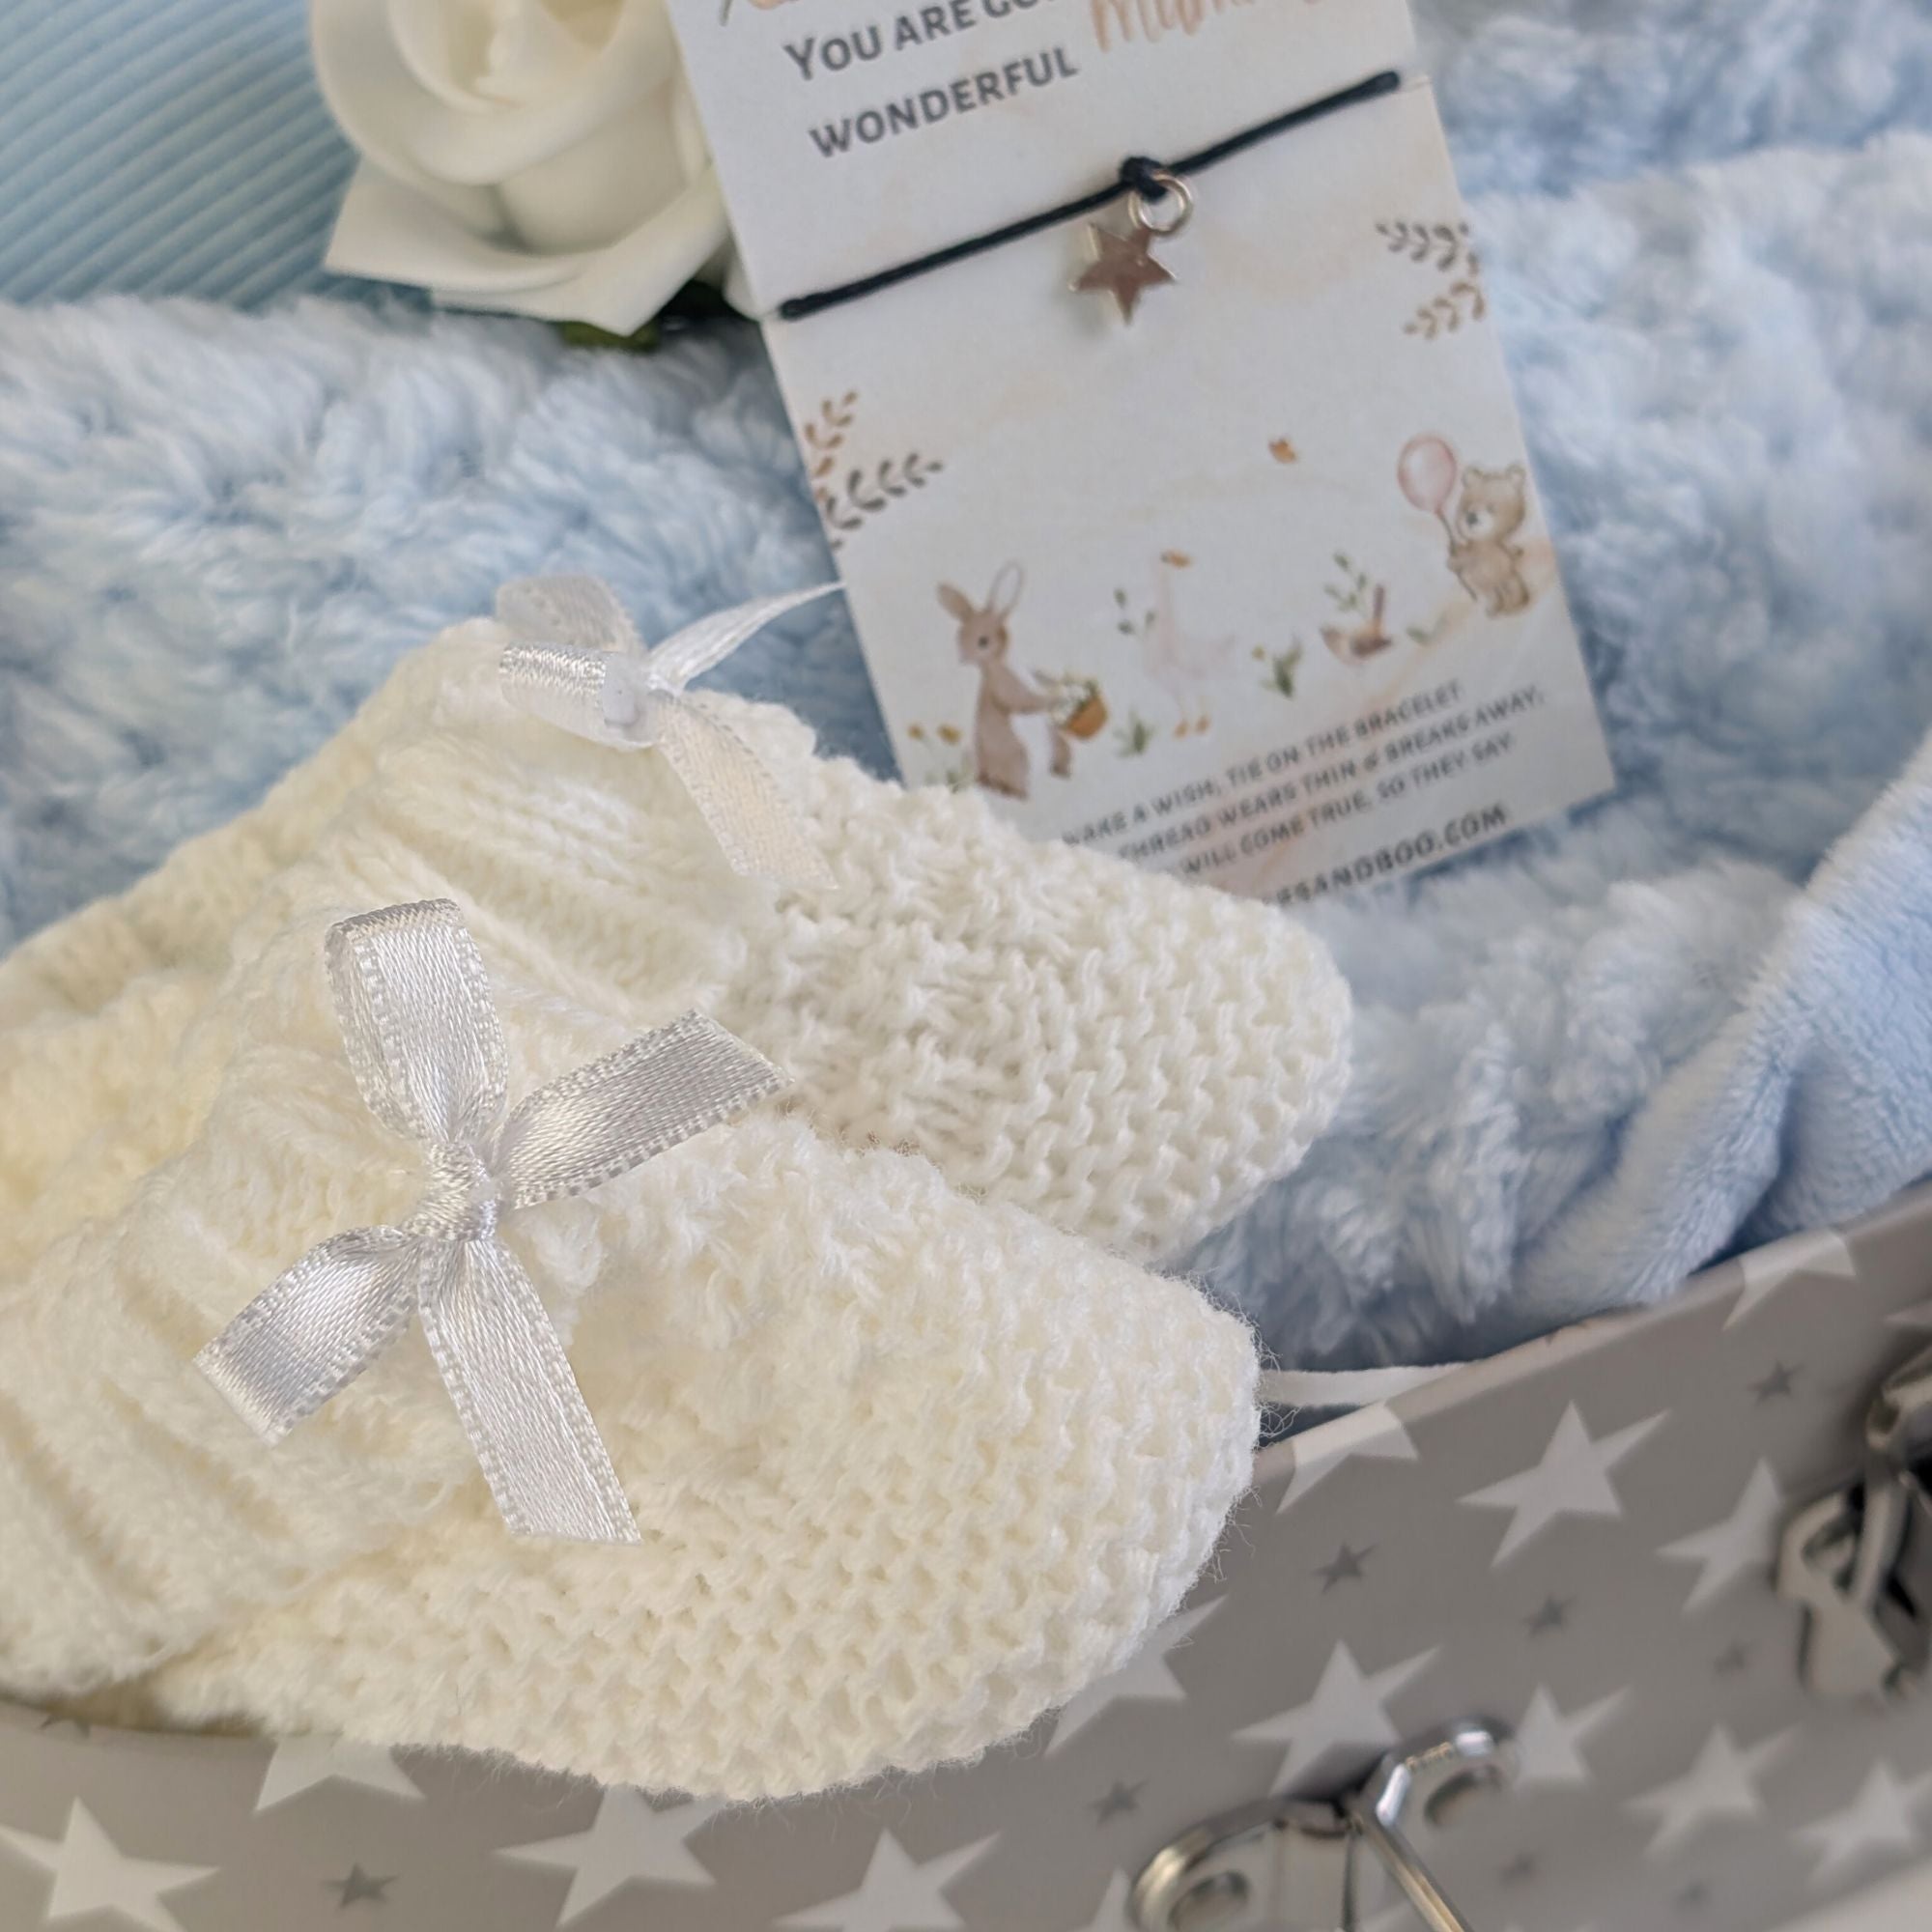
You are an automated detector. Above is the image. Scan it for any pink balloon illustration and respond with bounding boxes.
[1399,434,1461,528]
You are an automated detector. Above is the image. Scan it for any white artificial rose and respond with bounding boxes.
[314,0,733,333]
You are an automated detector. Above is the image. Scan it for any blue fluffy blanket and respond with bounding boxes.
[3,0,1931,1366]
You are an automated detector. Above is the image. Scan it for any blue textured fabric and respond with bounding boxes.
[2,0,1929,311]
[0,0,353,307]
[3,0,1932,1368]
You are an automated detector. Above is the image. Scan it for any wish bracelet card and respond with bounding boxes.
[674,0,1419,313]
[668,0,1614,899]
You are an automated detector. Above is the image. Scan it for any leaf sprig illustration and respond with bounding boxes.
[1324,553,1375,618]
[805,393,943,550]
[1402,281,1488,339]
[1378,217,1488,341]
[1261,642,1305,698]
[803,392,858,479]
[1377,218,1480,276]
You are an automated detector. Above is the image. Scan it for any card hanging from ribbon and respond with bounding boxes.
[496,576,839,888]
[195,898,786,1545]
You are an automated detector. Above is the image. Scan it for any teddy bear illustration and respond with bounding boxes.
[1445,464,1532,616]
[1399,438,1539,620]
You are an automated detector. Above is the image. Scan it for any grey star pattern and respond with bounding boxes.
[1090,1782,1143,1824]
[1462,1404,1666,1564]
[1724,1226,1858,1328]
[0,1800,214,1932]
[0,1188,1925,1932]
[327,1865,396,1908]
[1627,1724,1797,1858]
[1525,1594,1572,1635]
[1797,1762,1932,1885]
[1747,1362,1799,1402]
[1234,1640,1438,1793]
[1313,1541,1374,1590]
[1659,1463,1787,1612]
[255,1738,421,1812]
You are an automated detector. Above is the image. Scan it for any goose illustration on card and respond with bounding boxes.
[667,0,1613,896]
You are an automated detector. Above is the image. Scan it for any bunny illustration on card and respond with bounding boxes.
[940,565,1077,800]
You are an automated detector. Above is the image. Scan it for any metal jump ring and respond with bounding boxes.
[1128,169,1193,239]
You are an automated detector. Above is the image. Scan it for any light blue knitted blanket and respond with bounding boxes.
[2,0,1930,1364]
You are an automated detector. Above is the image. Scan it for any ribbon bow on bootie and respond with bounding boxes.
[496,576,838,888]
[196,898,785,1544]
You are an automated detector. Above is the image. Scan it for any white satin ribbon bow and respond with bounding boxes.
[195,898,784,1544]
[496,576,838,888]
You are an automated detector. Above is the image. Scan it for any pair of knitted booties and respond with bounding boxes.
[0,581,1350,1801]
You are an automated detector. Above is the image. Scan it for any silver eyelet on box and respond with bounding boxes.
[1131,1719,1516,1932]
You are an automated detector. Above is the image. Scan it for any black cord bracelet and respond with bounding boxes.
[774,68,1404,324]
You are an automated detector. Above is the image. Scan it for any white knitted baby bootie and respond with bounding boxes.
[1,887,1257,1799]
[4,581,1350,1270]
[0,582,1343,1796]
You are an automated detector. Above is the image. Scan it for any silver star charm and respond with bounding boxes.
[1071,222,1177,322]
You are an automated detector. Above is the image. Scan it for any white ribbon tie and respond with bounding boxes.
[195,899,785,1544]
[497,576,838,887]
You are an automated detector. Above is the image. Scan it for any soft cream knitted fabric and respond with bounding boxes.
[2,621,1351,1268]
[105,1142,1258,1798]
[0,616,1347,1795]
[1,895,1257,1797]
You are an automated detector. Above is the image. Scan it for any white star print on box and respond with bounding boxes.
[1725,1226,1858,1328]
[0,1800,214,1932]
[1044,1601,1219,1754]
[253,1735,424,1811]
[1797,1762,1932,1887]
[500,1791,720,1925]
[1626,1723,1797,1859]
[1512,1685,1629,1790]
[1278,1404,1418,1513]
[1460,1404,1667,1565]
[1659,1460,1786,1612]
[775,1832,995,1932]
[1234,1640,1438,1794]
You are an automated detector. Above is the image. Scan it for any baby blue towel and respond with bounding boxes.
[1515,739,1932,1340]
[2,0,1931,1367]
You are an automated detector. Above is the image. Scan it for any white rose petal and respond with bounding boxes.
[313,0,733,332]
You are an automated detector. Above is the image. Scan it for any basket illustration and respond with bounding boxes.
[1054,678,1109,740]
